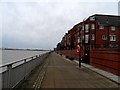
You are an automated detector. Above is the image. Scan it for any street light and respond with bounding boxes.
[77,25,82,68]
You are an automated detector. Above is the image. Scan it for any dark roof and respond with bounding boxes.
[88,14,120,26]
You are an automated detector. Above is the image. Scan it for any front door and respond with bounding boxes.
[84,45,90,64]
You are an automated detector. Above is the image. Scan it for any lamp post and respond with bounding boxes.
[78,25,82,68]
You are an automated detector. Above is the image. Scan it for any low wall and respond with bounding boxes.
[90,48,120,76]
[57,48,120,76]
[57,50,84,60]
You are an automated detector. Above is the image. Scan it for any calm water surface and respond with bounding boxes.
[2,50,49,65]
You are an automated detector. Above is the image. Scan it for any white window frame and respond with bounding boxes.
[77,37,80,43]
[90,16,95,21]
[74,41,76,46]
[65,37,66,40]
[85,24,89,33]
[85,35,89,43]
[82,25,84,31]
[102,35,107,40]
[91,34,95,40]
[110,35,116,41]
[91,24,95,30]
[65,43,66,47]
[82,36,84,40]
[110,26,115,31]
[99,25,104,30]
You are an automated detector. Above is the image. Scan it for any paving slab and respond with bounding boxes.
[41,52,119,89]
[73,59,120,84]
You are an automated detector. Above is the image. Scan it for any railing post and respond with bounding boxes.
[36,55,38,58]
[7,64,12,88]
[24,59,26,79]
[0,73,2,90]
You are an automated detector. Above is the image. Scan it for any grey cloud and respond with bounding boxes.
[2,1,118,49]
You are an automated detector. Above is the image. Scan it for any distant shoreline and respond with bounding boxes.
[1,48,49,51]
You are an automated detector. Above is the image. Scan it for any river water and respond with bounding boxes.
[1,50,49,66]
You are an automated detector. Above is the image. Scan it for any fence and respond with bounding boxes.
[57,48,120,76]
[90,48,120,76]
[0,52,50,89]
[56,50,84,60]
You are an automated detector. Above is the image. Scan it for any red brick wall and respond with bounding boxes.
[57,49,84,61]
[90,48,120,76]
[116,27,120,47]
[57,48,120,76]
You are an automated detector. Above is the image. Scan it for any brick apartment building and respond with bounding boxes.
[57,14,120,62]
[56,14,120,76]
[57,14,120,50]
[85,14,120,48]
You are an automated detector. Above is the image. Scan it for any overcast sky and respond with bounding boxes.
[1,0,119,50]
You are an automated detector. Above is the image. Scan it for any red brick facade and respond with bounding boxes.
[56,14,120,76]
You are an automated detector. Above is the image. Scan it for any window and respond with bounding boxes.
[78,32,79,36]
[78,25,82,31]
[85,35,89,43]
[91,45,96,48]
[78,37,81,43]
[82,36,84,40]
[102,35,107,40]
[99,25,104,30]
[110,26,115,31]
[90,16,95,21]
[69,42,70,45]
[65,37,66,40]
[82,25,84,31]
[85,24,89,33]
[91,24,95,30]
[91,34,95,40]
[110,35,116,41]
[65,43,66,47]
[74,42,76,46]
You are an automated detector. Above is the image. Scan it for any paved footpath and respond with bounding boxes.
[18,52,119,89]
[41,52,119,89]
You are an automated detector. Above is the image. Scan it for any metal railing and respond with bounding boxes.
[0,52,50,89]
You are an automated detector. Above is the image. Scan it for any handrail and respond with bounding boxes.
[0,54,42,69]
[0,52,50,89]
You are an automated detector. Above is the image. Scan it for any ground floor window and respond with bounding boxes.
[102,35,107,40]
[109,35,116,41]
[91,34,95,40]
[85,35,89,43]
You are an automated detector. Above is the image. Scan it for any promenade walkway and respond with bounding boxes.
[18,52,119,89]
